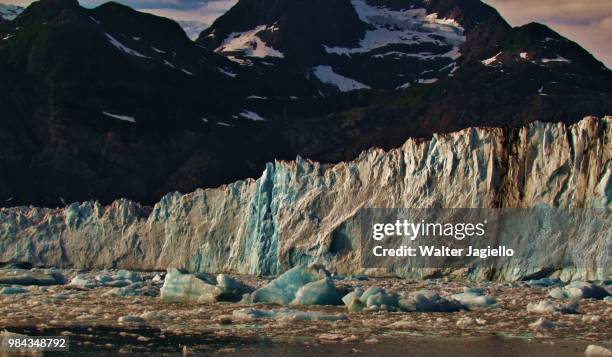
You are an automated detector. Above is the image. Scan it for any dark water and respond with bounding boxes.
[5,325,603,356]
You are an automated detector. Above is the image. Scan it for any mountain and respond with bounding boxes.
[0,4,23,21]
[0,0,610,207]
[197,0,510,92]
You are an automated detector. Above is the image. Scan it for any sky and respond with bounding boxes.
[2,0,611,67]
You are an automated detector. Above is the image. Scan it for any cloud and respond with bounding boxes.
[483,0,612,67]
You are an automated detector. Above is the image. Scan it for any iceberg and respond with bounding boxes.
[251,265,329,305]
[341,286,400,312]
[398,290,464,312]
[548,282,609,300]
[450,288,497,309]
[0,269,63,286]
[291,278,342,306]
[160,269,249,303]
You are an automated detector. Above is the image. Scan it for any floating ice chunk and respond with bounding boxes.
[160,269,223,302]
[342,286,400,312]
[451,288,497,309]
[529,317,558,330]
[69,275,97,289]
[104,286,140,297]
[160,269,248,303]
[526,299,578,314]
[526,278,563,287]
[118,315,146,324]
[116,270,142,283]
[291,278,342,306]
[232,307,347,322]
[549,282,609,300]
[251,265,329,305]
[585,345,612,356]
[151,46,166,54]
[0,269,63,286]
[0,286,27,295]
[398,290,463,312]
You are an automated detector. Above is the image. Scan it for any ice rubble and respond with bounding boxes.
[232,307,347,322]
[525,277,563,287]
[548,281,609,300]
[526,300,579,314]
[584,345,612,356]
[160,269,249,303]
[0,269,64,286]
[398,290,464,312]
[70,269,141,289]
[449,288,498,309]
[0,286,28,295]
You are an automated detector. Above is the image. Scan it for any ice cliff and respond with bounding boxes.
[0,116,610,281]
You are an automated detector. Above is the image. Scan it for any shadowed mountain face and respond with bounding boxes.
[0,0,610,207]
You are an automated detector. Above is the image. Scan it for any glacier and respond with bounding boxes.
[0,116,610,281]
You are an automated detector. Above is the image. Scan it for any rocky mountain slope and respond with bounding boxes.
[1,116,609,281]
[0,0,611,207]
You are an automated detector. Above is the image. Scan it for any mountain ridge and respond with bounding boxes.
[0,0,610,207]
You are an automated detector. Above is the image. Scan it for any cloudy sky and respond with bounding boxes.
[2,0,611,67]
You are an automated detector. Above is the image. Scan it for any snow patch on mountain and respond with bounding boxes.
[102,111,136,123]
[216,25,284,58]
[482,52,502,66]
[239,110,266,122]
[312,66,370,92]
[324,0,465,57]
[105,33,150,59]
[0,4,23,21]
[542,55,571,64]
[217,67,237,77]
